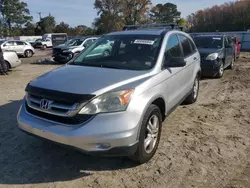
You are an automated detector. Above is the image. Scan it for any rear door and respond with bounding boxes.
[224,36,234,67]
[178,34,199,93]
[15,41,26,54]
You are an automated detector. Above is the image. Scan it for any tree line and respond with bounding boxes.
[1,0,250,37]
[188,1,250,32]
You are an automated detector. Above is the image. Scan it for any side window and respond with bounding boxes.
[188,38,197,52]
[5,41,15,46]
[165,34,182,63]
[227,37,233,46]
[178,35,193,57]
[16,41,25,45]
[84,39,93,47]
[224,37,228,47]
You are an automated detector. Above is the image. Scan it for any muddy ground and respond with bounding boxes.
[1,53,250,188]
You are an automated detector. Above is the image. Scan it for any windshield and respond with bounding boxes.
[65,38,84,46]
[71,34,162,71]
[193,36,223,49]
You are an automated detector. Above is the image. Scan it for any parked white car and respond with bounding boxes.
[3,51,22,70]
[1,40,35,58]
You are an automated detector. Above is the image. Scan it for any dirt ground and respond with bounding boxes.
[1,53,250,188]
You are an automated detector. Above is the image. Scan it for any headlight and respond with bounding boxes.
[78,89,134,115]
[206,53,218,61]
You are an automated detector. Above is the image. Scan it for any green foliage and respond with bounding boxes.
[0,0,32,36]
[35,15,56,34]
[188,1,250,32]
[150,3,181,23]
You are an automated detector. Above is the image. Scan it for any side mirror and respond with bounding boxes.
[164,52,186,68]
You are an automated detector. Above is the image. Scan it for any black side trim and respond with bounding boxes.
[25,83,95,104]
[20,128,138,157]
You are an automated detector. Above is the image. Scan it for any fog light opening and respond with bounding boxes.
[96,143,111,149]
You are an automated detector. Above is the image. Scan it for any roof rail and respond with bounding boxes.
[122,23,184,31]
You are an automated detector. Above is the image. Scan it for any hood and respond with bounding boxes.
[54,45,75,50]
[198,48,223,56]
[29,65,152,95]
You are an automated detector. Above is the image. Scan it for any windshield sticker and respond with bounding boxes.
[134,39,155,45]
[213,38,222,40]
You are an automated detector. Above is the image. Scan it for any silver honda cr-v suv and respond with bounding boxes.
[17,24,201,164]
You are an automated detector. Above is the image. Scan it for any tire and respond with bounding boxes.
[3,61,9,72]
[215,61,224,78]
[42,45,47,50]
[103,50,110,57]
[228,56,234,70]
[25,50,33,58]
[183,75,199,104]
[130,104,162,164]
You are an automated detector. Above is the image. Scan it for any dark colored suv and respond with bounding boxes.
[193,35,235,78]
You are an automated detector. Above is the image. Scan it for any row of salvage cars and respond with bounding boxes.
[190,33,241,78]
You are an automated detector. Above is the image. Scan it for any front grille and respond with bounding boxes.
[25,103,93,125]
[26,93,79,117]
[200,54,207,60]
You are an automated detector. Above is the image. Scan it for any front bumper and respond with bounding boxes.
[201,59,221,77]
[53,52,73,63]
[17,102,140,156]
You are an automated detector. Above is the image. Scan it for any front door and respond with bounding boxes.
[160,34,189,111]
[224,37,234,67]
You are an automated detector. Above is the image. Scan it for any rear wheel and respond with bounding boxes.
[183,75,199,104]
[42,45,47,50]
[130,104,162,164]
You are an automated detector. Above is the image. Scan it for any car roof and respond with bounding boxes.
[107,29,167,36]
[193,35,224,38]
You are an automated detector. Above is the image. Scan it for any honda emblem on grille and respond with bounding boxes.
[40,99,52,110]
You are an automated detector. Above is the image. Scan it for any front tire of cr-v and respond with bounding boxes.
[130,104,162,164]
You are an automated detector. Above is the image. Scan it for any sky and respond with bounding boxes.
[24,0,235,27]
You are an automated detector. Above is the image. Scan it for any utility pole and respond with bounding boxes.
[37,12,42,21]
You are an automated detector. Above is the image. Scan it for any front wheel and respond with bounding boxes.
[228,57,234,70]
[130,104,162,164]
[103,50,110,57]
[215,61,224,78]
[183,75,199,104]
[25,50,33,58]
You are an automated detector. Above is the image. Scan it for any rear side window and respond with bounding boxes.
[16,41,25,45]
[178,35,193,57]
[189,39,197,52]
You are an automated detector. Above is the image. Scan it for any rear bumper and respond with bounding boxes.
[10,59,21,68]
[201,59,221,77]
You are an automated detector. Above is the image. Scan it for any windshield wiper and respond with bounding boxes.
[71,63,124,69]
